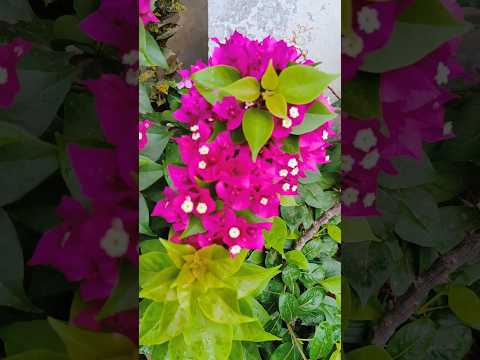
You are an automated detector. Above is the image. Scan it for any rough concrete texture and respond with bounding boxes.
[208,0,341,94]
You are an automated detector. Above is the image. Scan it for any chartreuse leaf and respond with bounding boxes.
[265,93,287,118]
[140,251,173,287]
[139,267,178,302]
[198,289,255,324]
[48,318,136,360]
[327,224,341,243]
[234,264,281,298]
[159,239,195,268]
[285,250,309,270]
[280,196,297,207]
[291,101,335,135]
[242,108,274,161]
[448,285,480,328]
[0,209,38,312]
[277,65,338,105]
[263,217,289,256]
[222,77,260,102]
[167,336,196,360]
[180,216,206,239]
[192,65,241,104]
[348,346,392,360]
[261,59,279,90]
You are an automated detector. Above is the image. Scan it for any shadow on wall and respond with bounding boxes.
[167,0,208,67]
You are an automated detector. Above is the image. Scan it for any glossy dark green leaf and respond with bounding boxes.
[278,293,299,323]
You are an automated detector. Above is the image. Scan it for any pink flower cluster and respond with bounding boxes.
[342,0,465,216]
[149,33,335,254]
[139,0,159,24]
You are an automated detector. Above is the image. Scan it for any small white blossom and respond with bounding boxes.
[230,245,242,255]
[291,185,298,192]
[342,32,364,58]
[342,155,355,173]
[279,169,289,177]
[282,118,293,128]
[363,193,376,208]
[322,130,329,140]
[196,202,208,214]
[342,187,359,207]
[139,132,143,141]
[443,121,453,136]
[229,227,241,239]
[0,67,8,85]
[289,107,300,119]
[325,155,330,162]
[435,62,450,86]
[181,197,194,213]
[291,167,299,176]
[353,128,377,152]
[100,218,130,258]
[13,46,23,57]
[190,125,199,132]
[260,197,269,206]
[288,158,298,168]
[360,149,380,170]
[357,7,381,34]
[282,183,291,192]
[192,132,201,141]
[199,145,210,155]
[198,161,207,169]
[122,50,139,65]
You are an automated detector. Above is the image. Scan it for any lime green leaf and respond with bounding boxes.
[140,252,174,287]
[167,336,197,360]
[139,267,178,301]
[291,101,335,135]
[198,289,255,324]
[222,77,260,102]
[348,345,392,360]
[320,276,341,295]
[261,59,279,90]
[285,250,309,270]
[192,65,241,104]
[264,217,289,256]
[139,155,164,191]
[361,0,470,73]
[233,321,280,342]
[180,216,206,239]
[140,239,165,254]
[278,293,299,323]
[280,195,297,207]
[48,318,136,360]
[342,218,380,243]
[327,224,341,243]
[277,65,338,105]
[242,108,274,161]
[235,264,281,298]
[265,93,287,118]
[159,239,196,268]
[448,285,480,328]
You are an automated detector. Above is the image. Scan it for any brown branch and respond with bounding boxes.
[295,202,341,251]
[372,233,480,346]
[328,86,341,101]
[287,323,308,360]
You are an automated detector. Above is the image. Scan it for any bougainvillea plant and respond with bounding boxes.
[139,32,342,359]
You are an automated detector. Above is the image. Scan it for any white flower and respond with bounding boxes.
[199,145,210,155]
[289,107,300,119]
[322,130,329,140]
[100,218,130,258]
[230,245,242,255]
[139,132,143,141]
[260,197,269,206]
[181,197,194,213]
[342,32,364,58]
[342,155,355,173]
[198,161,207,169]
[279,169,289,177]
[435,62,450,86]
[282,183,291,192]
[13,46,23,57]
[192,132,201,141]
[196,202,208,214]
[0,67,8,85]
[360,149,380,170]
[288,158,298,168]
[325,155,330,162]
[190,125,199,132]
[291,185,298,192]
[443,121,453,136]
[122,50,139,65]
[282,118,293,128]
[353,128,377,152]
[363,193,376,207]
[357,7,381,34]
[291,167,299,176]
[342,187,359,207]
[229,227,241,239]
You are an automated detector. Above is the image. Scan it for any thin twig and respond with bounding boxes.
[287,323,308,360]
[372,233,480,346]
[328,86,341,101]
[295,202,341,251]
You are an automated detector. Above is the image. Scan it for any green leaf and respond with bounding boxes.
[264,217,288,256]
[320,276,341,295]
[53,15,91,43]
[448,285,480,328]
[361,0,470,72]
[342,72,381,119]
[387,319,436,359]
[180,216,206,239]
[0,0,33,23]
[0,122,58,207]
[139,82,154,114]
[278,293,299,323]
[139,267,178,302]
[63,93,103,142]
[48,318,136,360]
[3,350,68,360]
[140,30,168,69]
[280,196,297,207]
[285,250,309,270]
[291,101,336,135]
[281,135,300,154]
[348,346,392,360]
[265,93,287,118]
[242,108,274,161]
[235,264,281,299]
[298,287,325,314]
[309,322,334,360]
[300,263,326,288]
[192,65,242,104]
[74,0,99,18]
[140,123,171,161]
[341,0,352,35]
[327,224,341,243]
[278,65,338,105]
[222,77,260,102]
[139,194,154,236]
[139,155,164,191]
[271,342,302,360]
[261,59,279,90]
[299,184,337,210]
[233,321,280,342]
[342,218,380,243]
[198,289,255,324]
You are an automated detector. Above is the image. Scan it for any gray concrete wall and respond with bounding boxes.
[208,0,341,95]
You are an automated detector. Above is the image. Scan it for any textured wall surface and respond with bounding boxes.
[208,0,341,94]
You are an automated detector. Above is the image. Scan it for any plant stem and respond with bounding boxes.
[328,86,341,101]
[372,233,480,346]
[287,323,309,360]
[295,202,341,251]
